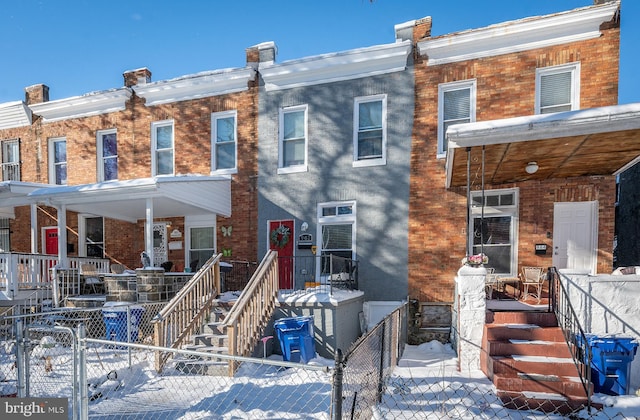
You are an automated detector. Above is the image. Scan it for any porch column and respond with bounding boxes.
[30,204,37,254]
[57,204,68,268]
[145,198,154,267]
[453,265,486,372]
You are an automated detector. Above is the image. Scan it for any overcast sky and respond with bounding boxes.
[1,1,636,104]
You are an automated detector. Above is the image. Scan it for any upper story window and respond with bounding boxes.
[211,110,237,174]
[49,137,67,185]
[438,80,476,157]
[97,129,117,182]
[1,139,20,181]
[353,95,386,167]
[535,63,580,114]
[278,105,308,174]
[152,120,174,176]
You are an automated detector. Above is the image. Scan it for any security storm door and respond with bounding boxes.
[153,222,168,267]
[553,201,598,274]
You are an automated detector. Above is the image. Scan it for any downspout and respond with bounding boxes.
[466,147,471,256]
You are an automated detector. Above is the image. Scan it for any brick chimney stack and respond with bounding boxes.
[246,42,277,69]
[123,68,152,87]
[24,84,49,104]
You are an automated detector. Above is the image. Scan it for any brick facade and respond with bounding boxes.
[408,11,621,302]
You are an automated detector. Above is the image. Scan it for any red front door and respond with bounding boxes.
[44,227,58,255]
[268,220,294,289]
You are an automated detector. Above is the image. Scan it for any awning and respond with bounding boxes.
[27,175,232,222]
[445,103,640,188]
[0,181,53,218]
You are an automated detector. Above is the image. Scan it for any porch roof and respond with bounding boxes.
[445,103,640,188]
[26,175,232,223]
[0,181,53,218]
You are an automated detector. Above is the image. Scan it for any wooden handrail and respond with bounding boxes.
[152,253,221,372]
[223,250,280,375]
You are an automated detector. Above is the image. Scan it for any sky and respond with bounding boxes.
[0,0,638,105]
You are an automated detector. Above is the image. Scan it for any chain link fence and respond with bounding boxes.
[0,303,635,419]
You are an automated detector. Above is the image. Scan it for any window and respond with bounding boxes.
[152,120,174,176]
[49,137,67,185]
[189,227,215,271]
[536,63,580,114]
[317,201,356,278]
[278,105,307,174]
[438,80,476,156]
[471,188,519,275]
[211,111,237,173]
[97,129,117,182]
[353,95,386,167]
[0,218,9,252]
[79,215,104,258]
[1,139,20,181]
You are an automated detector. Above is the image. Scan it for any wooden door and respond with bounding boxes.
[268,220,295,289]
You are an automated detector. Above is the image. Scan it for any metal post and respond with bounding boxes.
[466,147,472,256]
[377,321,385,403]
[332,349,343,420]
[127,305,133,368]
[15,318,26,398]
[77,323,87,420]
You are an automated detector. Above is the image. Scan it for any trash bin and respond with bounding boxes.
[274,316,316,363]
[576,334,639,395]
[102,302,145,347]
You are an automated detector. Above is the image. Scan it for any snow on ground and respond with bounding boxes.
[2,330,640,418]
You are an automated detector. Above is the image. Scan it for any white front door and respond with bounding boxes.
[553,201,598,274]
[153,222,168,267]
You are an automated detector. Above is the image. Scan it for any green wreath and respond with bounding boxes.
[270,225,291,249]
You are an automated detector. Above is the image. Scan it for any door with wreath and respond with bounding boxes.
[268,220,294,289]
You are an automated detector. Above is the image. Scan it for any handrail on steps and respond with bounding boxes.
[223,250,280,375]
[152,253,222,372]
[548,266,593,412]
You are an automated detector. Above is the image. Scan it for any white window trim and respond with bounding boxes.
[278,104,308,175]
[1,138,20,181]
[184,215,217,267]
[211,110,238,175]
[470,188,519,276]
[151,120,175,176]
[353,94,387,168]
[438,80,476,158]
[48,137,67,185]
[316,200,357,257]
[97,128,117,182]
[535,62,581,115]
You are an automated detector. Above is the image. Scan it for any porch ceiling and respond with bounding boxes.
[27,175,232,223]
[445,103,640,188]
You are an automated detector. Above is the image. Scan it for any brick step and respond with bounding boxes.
[494,373,588,398]
[485,324,565,342]
[488,355,581,378]
[497,390,600,416]
[485,339,572,358]
[486,311,557,327]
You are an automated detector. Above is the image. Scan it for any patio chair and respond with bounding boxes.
[80,263,104,294]
[520,266,544,303]
[484,268,497,299]
[110,263,125,274]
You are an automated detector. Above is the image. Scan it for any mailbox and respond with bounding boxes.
[535,243,547,255]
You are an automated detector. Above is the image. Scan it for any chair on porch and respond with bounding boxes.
[80,263,104,294]
[520,266,545,303]
[110,263,125,274]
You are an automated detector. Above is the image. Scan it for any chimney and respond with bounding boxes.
[123,68,152,87]
[247,42,277,69]
[24,84,49,104]
[395,16,432,43]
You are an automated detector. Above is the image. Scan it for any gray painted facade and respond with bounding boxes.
[257,65,414,301]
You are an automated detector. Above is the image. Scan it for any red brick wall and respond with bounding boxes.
[409,20,620,302]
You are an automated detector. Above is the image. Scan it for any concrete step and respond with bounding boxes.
[192,333,228,347]
[174,359,229,376]
[203,321,226,335]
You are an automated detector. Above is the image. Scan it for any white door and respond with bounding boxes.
[553,201,598,274]
[153,222,168,267]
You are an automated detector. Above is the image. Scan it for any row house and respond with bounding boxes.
[1,0,638,315]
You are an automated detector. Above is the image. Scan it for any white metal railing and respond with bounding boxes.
[0,252,109,299]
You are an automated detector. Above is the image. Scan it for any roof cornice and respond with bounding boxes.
[29,89,132,123]
[418,1,619,66]
[0,101,32,129]
[132,67,256,106]
[259,40,412,91]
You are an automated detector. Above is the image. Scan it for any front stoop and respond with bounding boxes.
[174,299,235,376]
[481,311,598,415]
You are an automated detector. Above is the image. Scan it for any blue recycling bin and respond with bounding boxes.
[577,334,638,395]
[274,316,316,363]
[102,302,145,347]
